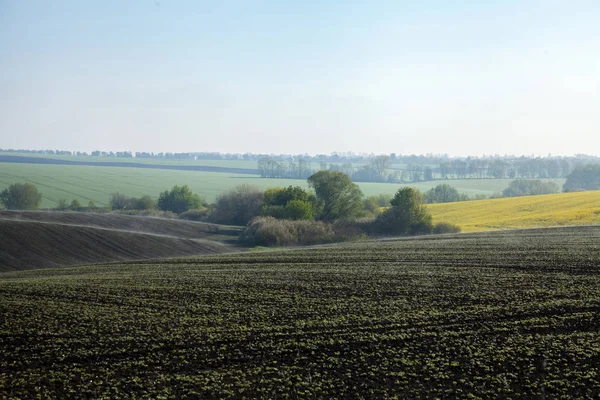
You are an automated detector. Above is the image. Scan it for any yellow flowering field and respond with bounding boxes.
[428,191,600,232]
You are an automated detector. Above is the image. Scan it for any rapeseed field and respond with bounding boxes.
[429,191,600,232]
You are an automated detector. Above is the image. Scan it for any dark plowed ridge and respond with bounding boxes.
[0,219,233,272]
[0,211,241,240]
[0,155,258,174]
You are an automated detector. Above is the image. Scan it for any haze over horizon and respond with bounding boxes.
[1,1,599,157]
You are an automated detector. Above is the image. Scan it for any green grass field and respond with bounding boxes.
[1,227,599,398]
[0,162,564,208]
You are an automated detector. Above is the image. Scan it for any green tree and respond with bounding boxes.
[370,155,390,180]
[157,185,203,214]
[57,199,69,211]
[261,186,315,220]
[133,195,157,210]
[70,199,82,210]
[374,187,432,235]
[563,164,600,192]
[0,183,42,210]
[283,200,314,220]
[263,186,315,207]
[307,171,364,221]
[109,193,128,210]
[424,184,463,204]
[363,196,381,216]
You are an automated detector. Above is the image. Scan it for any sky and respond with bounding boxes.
[0,0,599,157]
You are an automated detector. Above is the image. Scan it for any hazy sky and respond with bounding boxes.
[1,1,598,156]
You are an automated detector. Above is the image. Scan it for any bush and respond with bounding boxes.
[179,208,209,221]
[241,217,333,246]
[373,188,433,236]
[432,222,462,234]
[363,196,381,216]
[57,199,69,211]
[331,218,372,241]
[109,193,129,210]
[210,184,264,226]
[424,184,465,204]
[133,195,157,210]
[260,186,316,220]
[69,199,82,211]
[110,193,157,211]
[0,183,42,210]
[158,185,203,214]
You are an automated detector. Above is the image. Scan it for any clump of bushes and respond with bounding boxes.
[0,183,42,210]
[157,185,205,214]
[209,184,264,226]
[241,217,333,246]
[432,222,462,234]
[110,193,157,211]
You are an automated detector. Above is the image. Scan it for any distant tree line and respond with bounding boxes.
[3,148,599,183]
[256,155,595,184]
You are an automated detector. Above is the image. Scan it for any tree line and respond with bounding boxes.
[257,155,594,183]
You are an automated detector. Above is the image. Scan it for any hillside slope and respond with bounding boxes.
[428,190,600,232]
[0,211,241,242]
[0,219,234,272]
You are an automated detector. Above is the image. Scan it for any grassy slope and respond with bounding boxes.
[1,227,599,398]
[0,161,563,208]
[429,190,600,232]
[0,212,242,272]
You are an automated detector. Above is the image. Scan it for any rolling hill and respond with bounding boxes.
[0,211,242,272]
[428,190,600,232]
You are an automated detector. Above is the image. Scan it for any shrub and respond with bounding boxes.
[373,188,433,236]
[109,193,129,210]
[158,185,203,214]
[283,200,314,220]
[110,193,158,211]
[0,183,42,210]
[69,199,82,211]
[424,184,465,204]
[363,196,381,216]
[432,222,462,234]
[331,218,372,241]
[241,217,333,246]
[57,199,69,211]
[133,195,157,210]
[210,184,264,226]
[261,186,315,220]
